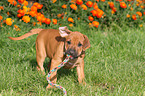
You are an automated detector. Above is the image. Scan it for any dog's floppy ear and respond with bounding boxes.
[59,26,72,37]
[83,35,90,51]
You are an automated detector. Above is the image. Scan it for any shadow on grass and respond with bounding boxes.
[23,57,77,88]
[28,58,76,80]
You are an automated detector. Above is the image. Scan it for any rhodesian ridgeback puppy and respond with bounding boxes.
[8,26,90,89]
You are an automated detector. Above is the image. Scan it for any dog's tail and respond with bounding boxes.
[8,28,43,40]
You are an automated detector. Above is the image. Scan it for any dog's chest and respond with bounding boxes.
[63,59,78,69]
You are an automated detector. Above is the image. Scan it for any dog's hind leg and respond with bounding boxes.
[36,40,46,75]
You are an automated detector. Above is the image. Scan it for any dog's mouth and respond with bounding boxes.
[65,48,79,58]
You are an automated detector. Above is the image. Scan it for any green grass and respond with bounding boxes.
[0,25,145,96]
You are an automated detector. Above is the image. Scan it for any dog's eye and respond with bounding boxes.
[78,43,82,47]
[67,41,71,45]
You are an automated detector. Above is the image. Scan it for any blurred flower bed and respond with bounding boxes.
[0,0,144,31]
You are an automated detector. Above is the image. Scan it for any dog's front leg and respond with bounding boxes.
[77,59,86,85]
[46,59,62,89]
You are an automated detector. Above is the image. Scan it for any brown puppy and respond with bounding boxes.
[8,26,90,89]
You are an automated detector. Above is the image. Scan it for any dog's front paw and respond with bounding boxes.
[82,81,86,86]
[79,79,86,86]
[36,66,46,75]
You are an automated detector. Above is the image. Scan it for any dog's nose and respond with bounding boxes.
[66,49,78,57]
[70,49,75,55]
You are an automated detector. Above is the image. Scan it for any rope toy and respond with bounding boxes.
[46,54,72,96]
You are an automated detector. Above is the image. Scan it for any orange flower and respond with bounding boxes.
[36,15,42,22]
[88,23,93,27]
[22,16,30,23]
[130,7,133,11]
[0,23,2,27]
[93,3,98,10]
[14,25,21,31]
[136,3,139,6]
[51,0,57,3]
[70,4,77,10]
[37,22,42,26]
[120,2,127,8]
[101,0,105,2]
[33,2,38,6]
[33,2,43,9]
[112,7,117,12]
[111,10,115,14]
[92,21,99,28]
[31,6,37,11]
[86,1,93,7]
[140,18,143,20]
[17,5,21,8]
[62,4,67,9]
[68,17,74,23]
[70,0,76,3]
[139,24,143,27]
[36,12,42,16]
[0,6,4,10]
[17,9,25,16]
[8,0,17,6]
[6,18,13,26]
[69,24,73,27]
[16,28,21,31]
[52,19,57,24]
[33,22,36,26]
[45,18,51,25]
[18,0,25,4]
[96,9,104,18]
[76,0,83,5]
[23,1,28,6]
[143,12,145,15]
[61,16,64,19]
[41,17,46,23]
[23,6,30,14]
[128,4,131,7]
[140,5,144,9]
[81,4,87,10]
[17,14,22,18]
[0,15,3,20]
[88,16,94,21]
[108,2,114,9]
[8,0,13,3]
[126,14,130,18]
[29,11,37,17]
[136,11,142,17]
[116,0,122,1]
[13,1,17,6]
[14,25,18,28]
[132,14,137,20]
[7,12,10,15]
[57,14,62,18]
[90,10,97,16]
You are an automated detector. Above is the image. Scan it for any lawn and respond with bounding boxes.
[0,25,145,96]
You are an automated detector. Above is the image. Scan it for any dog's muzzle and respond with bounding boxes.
[65,48,78,58]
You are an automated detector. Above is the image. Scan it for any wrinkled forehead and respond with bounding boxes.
[67,32,84,42]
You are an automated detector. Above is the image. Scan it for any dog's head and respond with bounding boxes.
[59,26,90,58]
